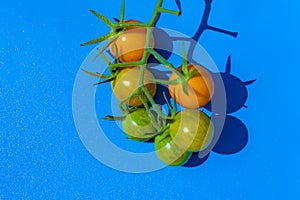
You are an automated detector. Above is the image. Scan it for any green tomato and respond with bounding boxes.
[155,129,191,166]
[170,109,214,152]
[122,108,157,142]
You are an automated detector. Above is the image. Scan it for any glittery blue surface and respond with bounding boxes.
[1,0,300,199]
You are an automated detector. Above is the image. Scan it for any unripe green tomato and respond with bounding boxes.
[122,108,157,142]
[170,109,214,152]
[155,131,191,166]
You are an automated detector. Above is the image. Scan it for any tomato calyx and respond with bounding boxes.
[113,26,126,34]
[154,42,198,95]
[103,107,167,141]
[122,108,160,141]
[80,0,181,48]
[170,42,200,95]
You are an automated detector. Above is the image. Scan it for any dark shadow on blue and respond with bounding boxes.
[212,115,248,154]
[182,152,210,167]
[192,0,238,42]
[148,28,174,65]
[143,138,155,143]
[165,0,238,66]
[153,84,172,105]
[205,55,256,114]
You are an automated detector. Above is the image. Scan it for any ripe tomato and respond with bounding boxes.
[155,131,191,166]
[169,109,214,152]
[122,108,157,141]
[168,64,215,109]
[109,20,155,62]
[111,67,156,106]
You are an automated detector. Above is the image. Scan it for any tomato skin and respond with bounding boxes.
[155,131,191,166]
[122,108,157,141]
[109,20,155,62]
[169,109,214,152]
[168,64,215,109]
[111,67,156,106]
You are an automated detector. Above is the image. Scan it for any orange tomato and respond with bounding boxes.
[111,67,156,106]
[109,20,155,62]
[168,64,215,109]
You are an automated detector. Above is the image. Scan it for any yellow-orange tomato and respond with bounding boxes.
[111,67,156,106]
[168,64,215,109]
[109,20,155,62]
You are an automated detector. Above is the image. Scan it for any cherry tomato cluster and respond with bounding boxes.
[81,0,219,166]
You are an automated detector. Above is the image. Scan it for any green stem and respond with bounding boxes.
[138,65,146,85]
[93,34,120,61]
[186,68,198,79]
[181,41,189,76]
[118,94,134,114]
[157,7,180,16]
[147,49,185,82]
[110,60,145,68]
[138,66,166,130]
[145,27,153,49]
[148,0,163,26]
[148,0,180,26]
[122,23,148,28]
[155,125,170,143]
[138,92,161,131]
[155,77,181,86]
[119,0,125,23]
[140,85,172,120]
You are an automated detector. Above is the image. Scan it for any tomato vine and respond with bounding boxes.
[80,0,238,166]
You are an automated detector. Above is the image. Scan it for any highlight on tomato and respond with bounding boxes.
[109,20,155,62]
[111,66,157,106]
[122,108,157,142]
[155,129,191,166]
[169,109,214,152]
[168,64,215,109]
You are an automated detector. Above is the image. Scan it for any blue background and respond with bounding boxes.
[1,0,300,199]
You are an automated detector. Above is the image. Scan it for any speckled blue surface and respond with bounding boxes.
[1,0,300,199]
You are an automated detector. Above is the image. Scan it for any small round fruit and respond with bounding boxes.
[122,108,157,142]
[109,20,155,62]
[168,64,215,109]
[155,132,191,166]
[111,67,156,106]
[169,109,214,152]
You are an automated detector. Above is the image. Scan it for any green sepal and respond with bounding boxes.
[80,32,113,46]
[101,115,126,121]
[81,69,112,79]
[93,78,115,86]
[90,9,114,28]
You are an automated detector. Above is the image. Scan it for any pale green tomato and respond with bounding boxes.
[122,108,157,142]
[155,130,191,166]
[170,109,214,152]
